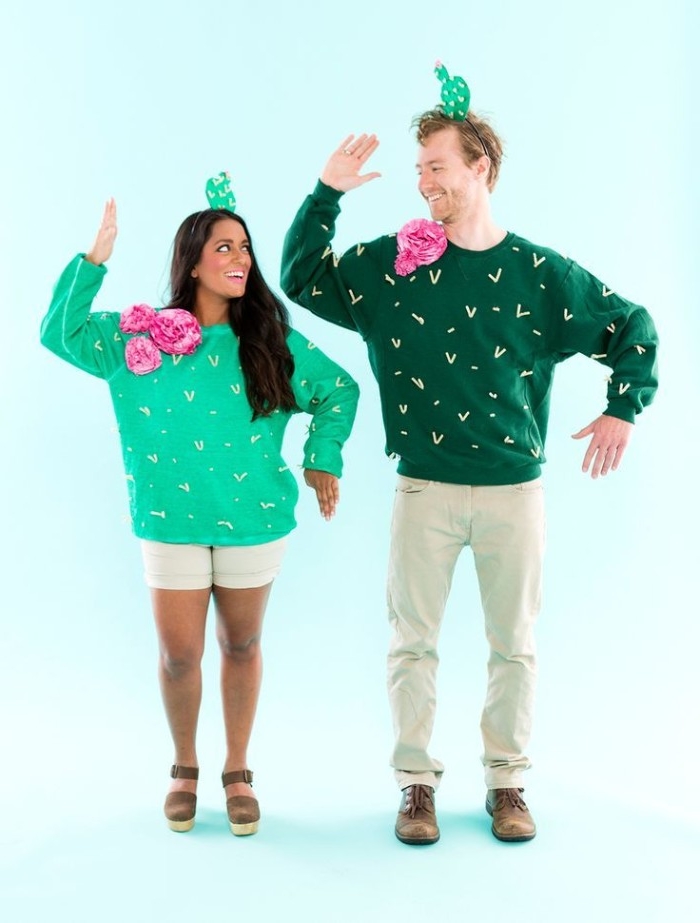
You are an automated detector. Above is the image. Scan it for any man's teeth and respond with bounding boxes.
[428,194,444,202]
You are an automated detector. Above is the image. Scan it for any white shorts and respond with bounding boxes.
[140,538,287,590]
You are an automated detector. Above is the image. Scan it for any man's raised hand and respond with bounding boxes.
[321,134,381,193]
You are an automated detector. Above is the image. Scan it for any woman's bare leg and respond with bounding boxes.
[151,588,210,796]
[213,583,272,799]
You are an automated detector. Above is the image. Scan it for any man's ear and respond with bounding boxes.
[475,154,490,180]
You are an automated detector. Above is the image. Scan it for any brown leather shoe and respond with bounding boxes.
[164,765,199,832]
[485,788,536,842]
[222,769,260,836]
[395,784,440,845]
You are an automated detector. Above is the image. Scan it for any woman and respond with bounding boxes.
[41,198,359,835]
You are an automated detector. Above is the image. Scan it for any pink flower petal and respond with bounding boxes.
[150,309,202,355]
[125,335,162,375]
[395,219,447,275]
[120,303,156,334]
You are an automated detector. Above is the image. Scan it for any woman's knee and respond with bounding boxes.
[217,631,261,663]
[159,646,203,679]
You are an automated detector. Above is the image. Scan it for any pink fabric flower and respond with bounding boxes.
[394,250,418,276]
[149,309,202,355]
[120,303,156,333]
[125,335,162,375]
[120,304,202,376]
[394,218,448,276]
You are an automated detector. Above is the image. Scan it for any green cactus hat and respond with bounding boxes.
[434,60,470,121]
[205,171,236,212]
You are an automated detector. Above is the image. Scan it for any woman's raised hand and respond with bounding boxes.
[85,198,118,266]
[321,134,381,193]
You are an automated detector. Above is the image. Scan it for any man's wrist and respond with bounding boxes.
[315,179,345,202]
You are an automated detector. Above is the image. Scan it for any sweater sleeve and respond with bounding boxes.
[280,180,384,338]
[549,260,659,423]
[288,329,360,477]
[40,255,126,379]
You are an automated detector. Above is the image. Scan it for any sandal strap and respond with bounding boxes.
[222,769,254,786]
[170,764,199,780]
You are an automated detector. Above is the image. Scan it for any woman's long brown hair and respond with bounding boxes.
[168,209,296,419]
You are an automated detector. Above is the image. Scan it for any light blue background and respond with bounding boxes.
[1,1,697,920]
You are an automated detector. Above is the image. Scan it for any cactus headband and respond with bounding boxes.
[434,61,489,158]
[205,171,236,212]
[189,171,237,237]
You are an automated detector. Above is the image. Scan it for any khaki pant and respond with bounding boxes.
[387,475,546,791]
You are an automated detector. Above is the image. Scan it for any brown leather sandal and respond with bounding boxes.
[164,765,199,832]
[222,769,259,836]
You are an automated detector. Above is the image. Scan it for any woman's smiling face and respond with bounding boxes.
[191,217,252,302]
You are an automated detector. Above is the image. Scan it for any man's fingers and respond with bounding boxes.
[336,133,379,162]
[611,444,626,471]
[356,171,382,186]
[336,134,356,155]
[354,134,379,161]
[581,443,596,473]
[585,440,626,478]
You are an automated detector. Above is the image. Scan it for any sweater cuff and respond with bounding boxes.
[604,403,636,424]
[77,253,108,278]
[303,443,343,478]
[313,179,345,204]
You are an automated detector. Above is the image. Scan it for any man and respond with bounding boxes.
[281,65,658,845]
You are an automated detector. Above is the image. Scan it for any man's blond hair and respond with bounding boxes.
[413,109,504,191]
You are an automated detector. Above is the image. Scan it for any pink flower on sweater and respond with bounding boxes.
[394,218,448,276]
[394,250,418,276]
[125,335,162,375]
[119,303,156,333]
[120,304,202,375]
[150,309,202,355]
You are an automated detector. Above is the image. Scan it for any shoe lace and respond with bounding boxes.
[405,785,433,818]
[501,788,527,810]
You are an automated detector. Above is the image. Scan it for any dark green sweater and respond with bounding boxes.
[281,181,658,485]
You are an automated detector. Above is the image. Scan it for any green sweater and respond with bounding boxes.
[281,181,658,485]
[41,255,359,544]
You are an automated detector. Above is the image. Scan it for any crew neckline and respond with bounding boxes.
[446,231,515,259]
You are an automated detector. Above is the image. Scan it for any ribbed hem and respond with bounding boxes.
[604,403,637,424]
[313,179,344,203]
[396,460,542,487]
